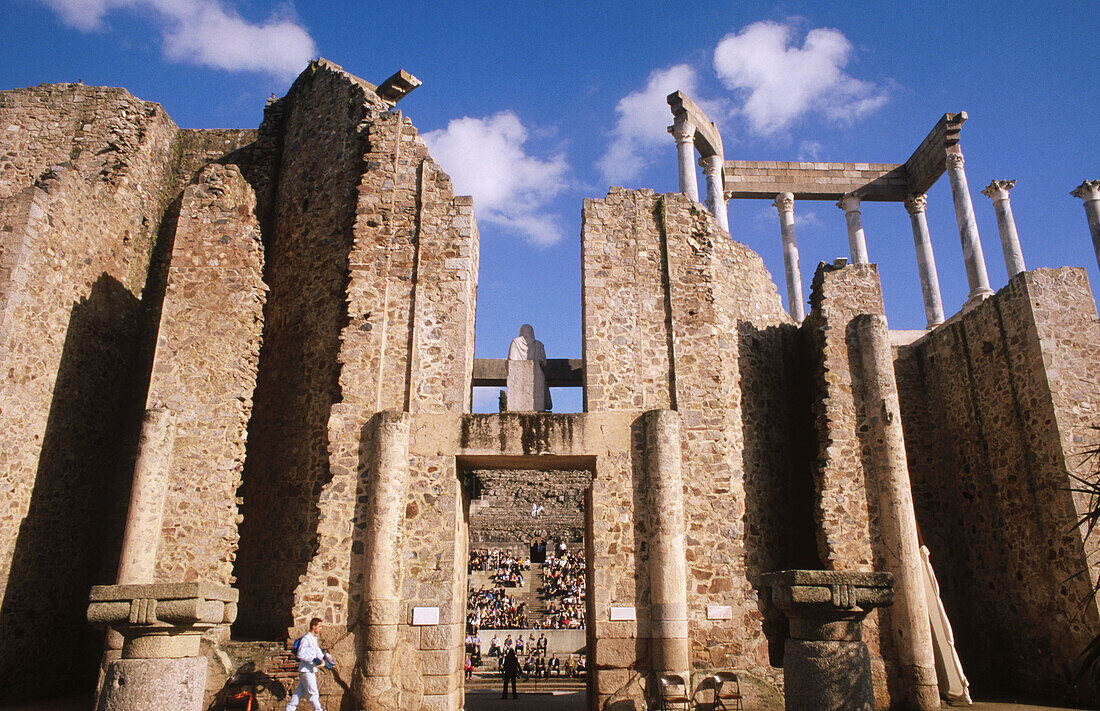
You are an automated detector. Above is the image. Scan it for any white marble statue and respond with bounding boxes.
[507,324,551,411]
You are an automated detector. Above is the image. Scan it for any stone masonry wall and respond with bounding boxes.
[581,188,813,704]
[0,84,179,701]
[145,163,266,586]
[804,262,902,706]
[468,469,588,543]
[896,268,1100,701]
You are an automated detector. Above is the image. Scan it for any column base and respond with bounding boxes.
[965,288,994,306]
[96,656,206,711]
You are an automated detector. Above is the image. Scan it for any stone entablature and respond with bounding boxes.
[724,160,906,201]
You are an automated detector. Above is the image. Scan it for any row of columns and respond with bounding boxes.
[769,153,1043,329]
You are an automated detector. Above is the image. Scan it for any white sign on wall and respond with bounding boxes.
[706,605,733,620]
[609,606,636,621]
[412,607,439,626]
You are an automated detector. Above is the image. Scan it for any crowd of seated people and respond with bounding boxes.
[539,550,586,629]
[469,548,530,587]
[467,587,529,630]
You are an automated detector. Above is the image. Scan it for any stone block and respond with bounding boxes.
[96,656,207,711]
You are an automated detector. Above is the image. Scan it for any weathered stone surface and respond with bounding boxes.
[96,656,206,711]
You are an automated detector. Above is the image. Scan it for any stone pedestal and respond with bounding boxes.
[763,570,894,711]
[506,358,546,411]
[88,582,238,711]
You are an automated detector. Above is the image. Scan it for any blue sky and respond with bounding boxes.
[4,1,1098,413]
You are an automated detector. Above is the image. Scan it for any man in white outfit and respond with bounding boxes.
[287,617,325,711]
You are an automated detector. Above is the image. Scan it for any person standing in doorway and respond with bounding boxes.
[501,648,521,699]
[286,618,326,711]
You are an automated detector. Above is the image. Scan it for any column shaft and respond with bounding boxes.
[982,180,1025,278]
[673,120,699,203]
[643,409,689,677]
[1071,181,1100,272]
[946,153,994,301]
[856,315,939,711]
[774,193,804,321]
[116,407,177,585]
[839,194,869,264]
[702,155,729,232]
[906,196,945,328]
[357,411,411,704]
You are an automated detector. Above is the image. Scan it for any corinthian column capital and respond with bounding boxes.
[1072,180,1100,202]
[837,192,861,213]
[905,194,927,215]
[669,118,696,145]
[773,192,794,214]
[946,152,965,170]
[981,179,1016,202]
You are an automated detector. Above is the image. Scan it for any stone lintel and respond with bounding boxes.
[89,582,239,603]
[722,161,908,201]
[666,90,723,158]
[904,111,967,196]
[472,358,583,387]
[375,69,422,104]
[88,582,237,630]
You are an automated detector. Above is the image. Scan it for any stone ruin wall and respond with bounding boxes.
[0,84,180,699]
[896,267,1100,701]
[467,468,589,543]
[581,188,818,704]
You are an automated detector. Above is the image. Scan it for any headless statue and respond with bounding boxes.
[507,324,552,411]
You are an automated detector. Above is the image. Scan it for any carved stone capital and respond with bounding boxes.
[1071,180,1100,202]
[904,194,927,215]
[669,118,696,144]
[946,152,965,170]
[699,154,724,174]
[981,179,1016,201]
[773,192,794,214]
[837,193,861,213]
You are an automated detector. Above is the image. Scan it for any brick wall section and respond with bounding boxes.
[468,469,588,543]
[897,268,1100,700]
[145,163,266,586]
[582,188,808,701]
[0,85,178,701]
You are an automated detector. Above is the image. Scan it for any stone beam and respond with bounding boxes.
[472,358,583,387]
[903,112,966,196]
[722,161,908,201]
[375,69,422,105]
[667,91,723,158]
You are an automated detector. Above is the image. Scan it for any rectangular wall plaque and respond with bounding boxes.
[609,606,636,621]
[706,605,733,620]
[412,606,439,626]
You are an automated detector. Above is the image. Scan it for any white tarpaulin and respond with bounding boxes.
[920,545,973,705]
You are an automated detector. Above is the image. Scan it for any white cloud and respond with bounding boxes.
[713,21,887,136]
[597,64,720,186]
[423,111,569,246]
[41,0,316,80]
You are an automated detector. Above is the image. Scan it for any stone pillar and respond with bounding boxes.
[856,315,940,711]
[981,179,1026,278]
[701,154,729,232]
[88,582,237,711]
[764,570,894,711]
[946,152,994,302]
[506,359,546,411]
[774,192,805,322]
[355,411,411,709]
[643,410,689,679]
[837,193,869,264]
[671,118,699,203]
[116,407,177,585]
[1071,180,1100,272]
[905,195,945,329]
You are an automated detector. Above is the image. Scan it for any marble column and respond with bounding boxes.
[701,154,729,232]
[980,180,1026,278]
[355,411,412,710]
[905,194,945,329]
[774,192,805,322]
[856,314,940,711]
[116,407,177,585]
[643,410,689,679]
[671,118,699,203]
[946,152,994,302]
[1071,180,1100,272]
[837,192,869,264]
